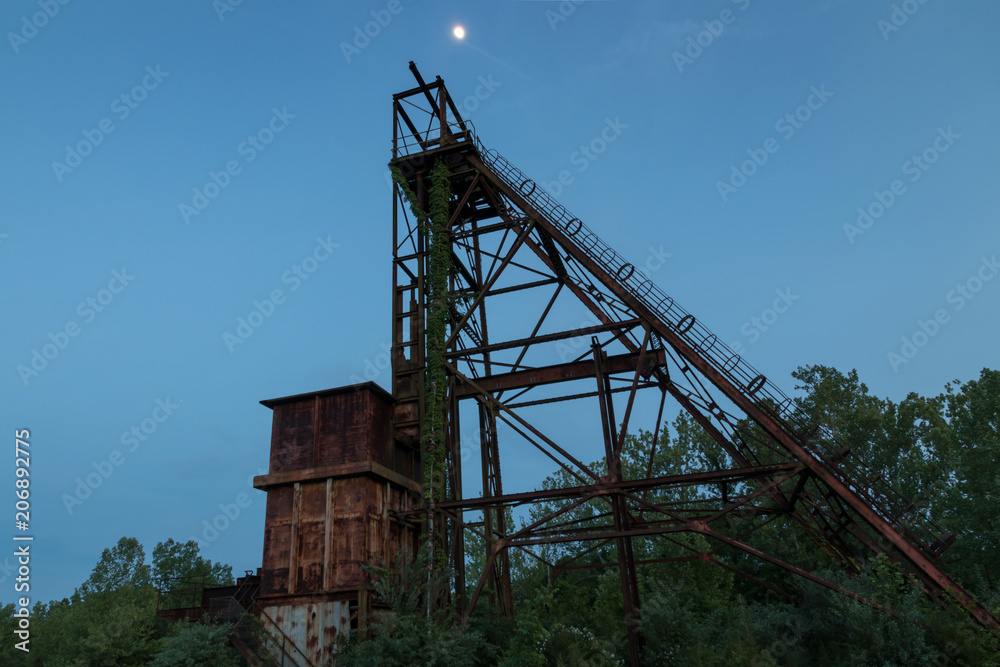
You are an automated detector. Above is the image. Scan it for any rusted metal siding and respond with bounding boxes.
[253,383,421,663]
[261,600,350,667]
[269,399,316,473]
[262,486,294,596]
[259,475,420,597]
[296,481,326,593]
[330,477,365,589]
[265,384,395,475]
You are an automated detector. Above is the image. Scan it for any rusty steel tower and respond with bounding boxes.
[387,63,998,665]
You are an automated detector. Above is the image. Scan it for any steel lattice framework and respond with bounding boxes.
[387,63,998,666]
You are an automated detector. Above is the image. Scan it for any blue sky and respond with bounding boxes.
[2,0,998,606]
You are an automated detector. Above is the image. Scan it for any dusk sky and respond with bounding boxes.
[2,1,998,607]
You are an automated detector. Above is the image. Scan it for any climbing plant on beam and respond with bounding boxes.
[390,159,453,568]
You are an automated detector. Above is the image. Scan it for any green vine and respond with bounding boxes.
[389,163,429,234]
[390,159,452,565]
[424,160,452,506]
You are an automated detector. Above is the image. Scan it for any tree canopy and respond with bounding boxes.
[1,536,239,666]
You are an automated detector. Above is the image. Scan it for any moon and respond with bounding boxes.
[453,25,465,40]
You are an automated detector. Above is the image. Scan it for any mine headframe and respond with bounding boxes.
[388,61,998,667]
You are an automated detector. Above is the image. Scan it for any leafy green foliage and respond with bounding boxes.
[77,536,151,598]
[336,552,498,667]
[0,603,31,666]
[148,621,243,667]
[336,611,497,667]
[493,366,1000,665]
[390,158,454,571]
[421,158,454,507]
[938,369,1000,590]
[152,538,234,610]
[152,538,234,586]
[497,580,622,667]
[24,537,161,666]
[6,536,237,666]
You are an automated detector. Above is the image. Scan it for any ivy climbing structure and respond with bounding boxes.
[387,63,999,666]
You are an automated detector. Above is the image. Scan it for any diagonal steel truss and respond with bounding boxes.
[387,62,998,666]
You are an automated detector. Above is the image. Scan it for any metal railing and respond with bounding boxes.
[157,574,314,667]
[156,574,208,611]
[393,119,475,158]
[213,593,315,667]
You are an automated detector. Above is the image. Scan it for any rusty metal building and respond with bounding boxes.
[156,384,420,666]
[248,382,421,665]
[250,383,421,665]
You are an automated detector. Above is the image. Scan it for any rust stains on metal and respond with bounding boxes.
[252,382,421,663]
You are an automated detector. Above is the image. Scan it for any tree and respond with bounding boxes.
[148,621,243,667]
[152,538,234,586]
[335,552,499,667]
[0,603,29,666]
[938,369,1000,595]
[17,535,238,667]
[152,538,234,610]
[24,537,160,666]
[72,537,160,666]
[77,536,151,599]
